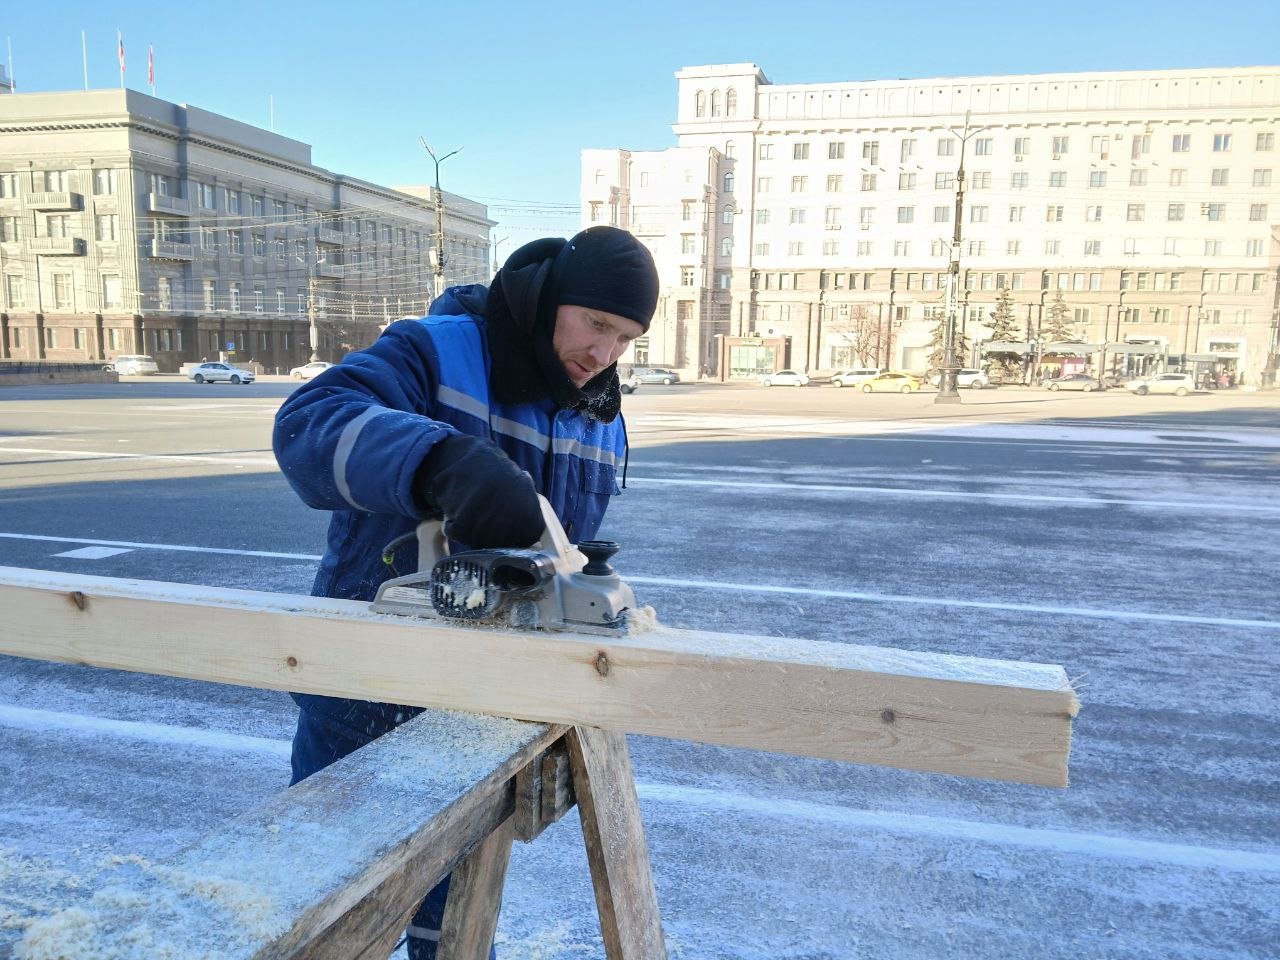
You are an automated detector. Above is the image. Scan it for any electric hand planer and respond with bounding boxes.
[371,495,639,635]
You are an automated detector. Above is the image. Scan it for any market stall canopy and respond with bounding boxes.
[1042,342,1103,354]
[981,341,1034,354]
[1106,343,1169,356]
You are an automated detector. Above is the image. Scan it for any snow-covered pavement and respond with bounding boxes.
[1,382,1278,958]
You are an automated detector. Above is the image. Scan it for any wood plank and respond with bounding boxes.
[5,710,563,959]
[569,726,667,960]
[0,566,1079,786]
[437,818,516,960]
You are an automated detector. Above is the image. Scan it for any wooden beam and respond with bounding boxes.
[0,566,1079,786]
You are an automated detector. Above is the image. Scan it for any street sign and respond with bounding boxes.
[226,342,235,350]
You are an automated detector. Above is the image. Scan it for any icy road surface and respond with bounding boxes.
[1,381,1277,958]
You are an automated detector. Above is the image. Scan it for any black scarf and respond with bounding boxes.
[484,280,622,423]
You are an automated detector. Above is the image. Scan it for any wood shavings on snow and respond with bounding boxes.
[10,851,286,960]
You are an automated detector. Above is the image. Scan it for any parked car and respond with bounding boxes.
[928,368,990,389]
[1044,373,1101,392]
[830,368,885,388]
[860,371,922,394]
[632,367,681,385]
[104,355,159,376]
[187,361,256,385]
[1126,372,1196,396]
[619,372,642,394]
[759,369,809,387]
[289,361,334,380]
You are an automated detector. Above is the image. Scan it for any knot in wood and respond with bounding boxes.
[68,591,87,611]
[286,656,299,669]
[594,651,610,677]
[880,708,896,725]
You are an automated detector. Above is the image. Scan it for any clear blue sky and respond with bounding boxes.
[6,0,1278,252]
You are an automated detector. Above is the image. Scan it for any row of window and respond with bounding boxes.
[750,201,1269,226]
[745,166,1274,195]
[747,236,1269,259]
[751,131,1276,164]
[0,171,435,246]
[699,267,1267,295]
[2,327,308,356]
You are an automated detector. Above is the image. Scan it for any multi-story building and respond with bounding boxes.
[0,89,492,370]
[585,63,1280,384]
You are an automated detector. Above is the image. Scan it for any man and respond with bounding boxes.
[272,225,658,958]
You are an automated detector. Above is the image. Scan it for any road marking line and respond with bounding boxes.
[0,446,277,467]
[52,546,133,560]
[1,532,1273,629]
[5,704,1275,874]
[640,783,1280,874]
[0,704,291,759]
[626,476,1280,513]
[627,575,1280,630]
[0,532,317,560]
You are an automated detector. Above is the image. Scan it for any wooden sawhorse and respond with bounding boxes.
[9,711,665,960]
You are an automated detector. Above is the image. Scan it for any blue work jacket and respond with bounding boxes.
[272,284,625,605]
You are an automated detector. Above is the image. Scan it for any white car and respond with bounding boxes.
[830,368,884,388]
[289,361,334,380]
[1126,372,1196,396]
[759,369,810,387]
[928,368,991,389]
[188,362,255,385]
[105,355,159,376]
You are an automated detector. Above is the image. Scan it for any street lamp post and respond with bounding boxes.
[937,113,984,405]
[420,137,463,300]
[298,255,326,363]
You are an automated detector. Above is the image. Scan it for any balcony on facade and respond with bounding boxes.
[28,192,83,211]
[31,237,86,255]
[316,225,346,246]
[315,262,344,279]
[148,193,192,216]
[149,239,195,260]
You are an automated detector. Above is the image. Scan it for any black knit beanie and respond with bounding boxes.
[550,226,659,331]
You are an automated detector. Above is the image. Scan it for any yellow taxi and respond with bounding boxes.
[860,371,922,394]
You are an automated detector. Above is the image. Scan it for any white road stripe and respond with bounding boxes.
[52,546,133,560]
[0,446,277,467]
[0,532,1272,630]
[628,575,1280,630]
[639,782,1280,874]
[0,704,291,759]
[626,476,1280,513]
[4,704,1274,875]
[0,532,317,560]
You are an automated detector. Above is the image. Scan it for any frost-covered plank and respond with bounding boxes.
[7,710,562,959]
[0,566,1079,786]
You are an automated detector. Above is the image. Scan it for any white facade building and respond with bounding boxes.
[587,63,1280,384]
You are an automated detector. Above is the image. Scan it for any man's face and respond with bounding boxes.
[553,305,646,387]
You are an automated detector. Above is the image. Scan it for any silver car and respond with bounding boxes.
[188,362,256,385]
[1126,373,1196,396]
[105,354,159,376]
[1044,373,1102,392]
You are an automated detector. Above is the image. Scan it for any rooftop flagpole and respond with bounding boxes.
[117,31,125,89]
[82,31,89,90]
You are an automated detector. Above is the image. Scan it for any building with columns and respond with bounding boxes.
[584,63,1280,384]
[0,89,492,371]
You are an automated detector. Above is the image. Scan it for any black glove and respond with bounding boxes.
[417,434,544,549]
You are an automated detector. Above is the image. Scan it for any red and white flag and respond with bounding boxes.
[148,45,154,87]
[117,31,125,82]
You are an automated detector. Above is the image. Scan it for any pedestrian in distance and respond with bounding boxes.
[272,225,658,960]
